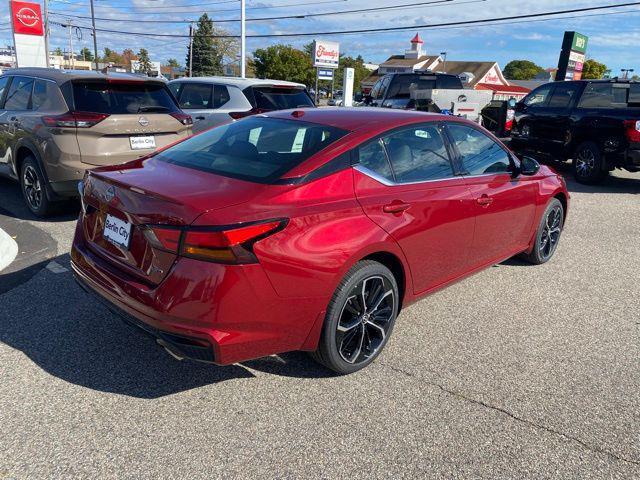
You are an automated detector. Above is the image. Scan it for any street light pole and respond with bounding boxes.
[43,0,50,67]
[440,51,447,73]
[240,0,246,78]
[188,23,193,77]
[89,0,99,70]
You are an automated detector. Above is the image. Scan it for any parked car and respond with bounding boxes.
[362,71,464,109]
[167,77,315,133]
[510,79,640,184]
[71,108,569,374]
[0,68,193,216]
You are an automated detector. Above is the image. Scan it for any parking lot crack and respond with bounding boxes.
[378,361,640,466]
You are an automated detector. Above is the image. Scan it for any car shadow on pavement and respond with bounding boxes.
[0,177,80,223]
[538,159,640,195]
[0,254,257,398]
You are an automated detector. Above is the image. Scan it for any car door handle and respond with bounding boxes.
[383,201,411,214]
[195,116,205,120]
[476,194,493,207]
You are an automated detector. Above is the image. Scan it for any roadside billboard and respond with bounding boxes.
[10,1,47,68]
[313,40,340,68]
[555,31,588,81]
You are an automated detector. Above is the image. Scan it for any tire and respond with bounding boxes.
[311,260,399,374]
[572,142,607,184]
[520,198,564,265]
[20,156,58,217]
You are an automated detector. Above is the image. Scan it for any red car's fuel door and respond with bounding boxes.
[353,124,476,295]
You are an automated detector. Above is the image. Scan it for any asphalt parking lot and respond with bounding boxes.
[1,166,639,479]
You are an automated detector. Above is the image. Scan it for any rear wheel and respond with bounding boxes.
[572,142,607,184]
[311,260,399,374]
[20,156,58,217]
[521,198,564,265]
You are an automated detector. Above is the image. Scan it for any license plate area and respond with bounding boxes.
[130,135,156,150]
[103,214,132,249]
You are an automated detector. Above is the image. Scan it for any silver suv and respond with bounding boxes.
[168,77,315,133]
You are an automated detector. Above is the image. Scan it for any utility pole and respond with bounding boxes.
[240,0,246,78]
[89,0,99,70]
[440,51,447,73]
[67,20,74,69]
[188,23,193,77]
[43,0,50,67]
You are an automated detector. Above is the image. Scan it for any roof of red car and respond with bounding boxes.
[265,107,451,133]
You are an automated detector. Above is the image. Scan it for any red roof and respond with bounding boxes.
[476,83,531,94]
[410,33,424,44]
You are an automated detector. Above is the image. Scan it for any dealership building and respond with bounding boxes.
[361,33,531,100]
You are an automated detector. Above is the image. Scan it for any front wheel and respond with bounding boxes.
[311,261,399,374]
[20,156,58,217]
[521,198,564,265]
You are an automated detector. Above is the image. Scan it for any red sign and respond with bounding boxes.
[11,1,44,36]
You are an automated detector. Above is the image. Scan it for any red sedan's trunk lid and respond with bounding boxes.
[80,157,265,285]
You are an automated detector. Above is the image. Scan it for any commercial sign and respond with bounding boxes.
[313,40,340,68]
[11,1,44,36]
[10,1,47,68]
[317,68,334,80]
[555,31,589,82]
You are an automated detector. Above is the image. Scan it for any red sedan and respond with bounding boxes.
[71,108,569,374]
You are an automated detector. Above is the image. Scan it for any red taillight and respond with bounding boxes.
[143,220,286,264]
[229,108,265,120]
[170,112,193,125]
[42,111,109,128]
[624,120,640,142]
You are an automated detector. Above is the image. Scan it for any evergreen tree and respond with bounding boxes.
[137,48,153,75]
[185,13,236,76]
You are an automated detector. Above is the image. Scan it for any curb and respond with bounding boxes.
[0,226,19,273]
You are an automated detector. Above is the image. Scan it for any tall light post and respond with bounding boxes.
[43,0,50,67]
[240,0,246,78]
[621,68,634,79]
[89,0,99,70]
[440,51,447,73]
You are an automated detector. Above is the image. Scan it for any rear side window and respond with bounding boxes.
[547,83,579,108]
[447,124,511,175]
[436,75,464,89]
[0,77,9,108]
[382,125,453,183]
[358,139,393,180]
[213,85,230,108]
[178,83,212,109]
[630,84,640,106]
[248,86,314,110]
[32,79,66,111]
[385,75,437,100]
[523,84,552,107]
[4,76,33,110]
[579,83,632,109]
[155,117,347,183]
[72,81,179,114]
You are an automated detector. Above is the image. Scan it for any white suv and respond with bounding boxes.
[168,77,315,133]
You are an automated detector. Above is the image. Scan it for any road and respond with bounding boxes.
[1,167,639,479]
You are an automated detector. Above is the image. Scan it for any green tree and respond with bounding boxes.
[185,13,237,76]
[137,48,153,75]
[166,58,181,68]
[103,47,124,64]
[503,60,545,80]
[80,47,94,62]
[253,44,315,86]
[53,47,63,56]
[581,59,607,79]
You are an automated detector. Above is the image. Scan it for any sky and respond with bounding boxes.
[0,0,638,75]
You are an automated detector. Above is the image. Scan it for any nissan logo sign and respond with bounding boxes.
[138,116,150,127]
[16,7,39,27]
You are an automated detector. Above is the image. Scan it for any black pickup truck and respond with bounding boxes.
[510,79,640,184]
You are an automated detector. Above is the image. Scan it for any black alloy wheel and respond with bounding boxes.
[20,156,58,217]
[521,198,564,265]
[572,142,607,184]
[312,261,399,374]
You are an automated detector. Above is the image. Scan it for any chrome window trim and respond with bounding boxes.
[354,164,461,187]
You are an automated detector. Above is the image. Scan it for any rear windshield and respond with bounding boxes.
[579,82,640,109]
[386,74,462,100]
[72,81,179,114]
[247,86,315,110]
[155,116,348,183]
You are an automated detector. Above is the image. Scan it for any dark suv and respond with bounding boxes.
[0,68,192,216]
[510,79,640,184]
[362,72,464,109]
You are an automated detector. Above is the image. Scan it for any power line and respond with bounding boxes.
[50,2,640,39]
[49,0,478,24]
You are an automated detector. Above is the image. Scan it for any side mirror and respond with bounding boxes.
[519,156,540,176]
